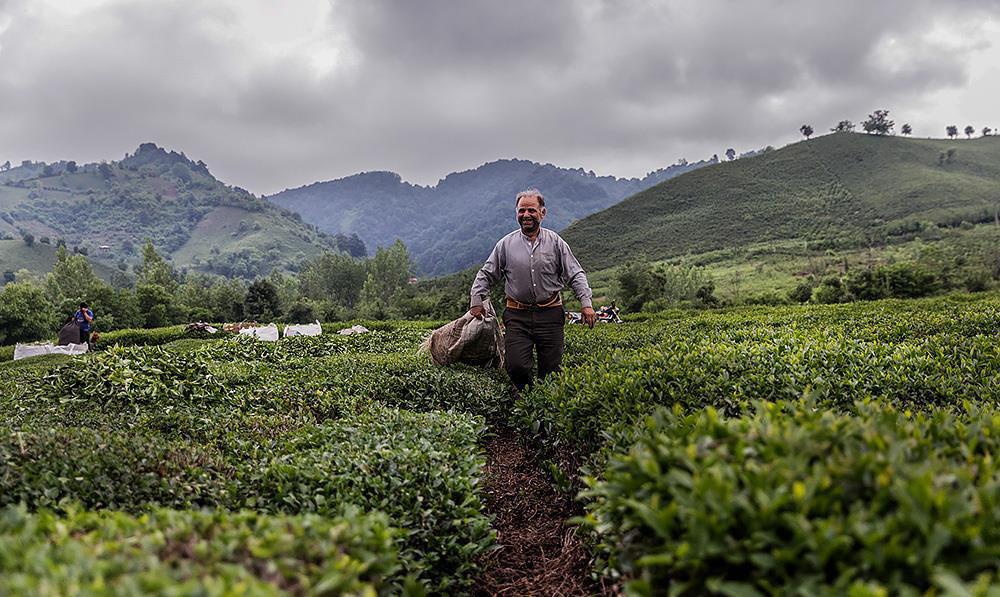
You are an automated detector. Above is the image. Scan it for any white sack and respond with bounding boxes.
[238,323,280,342]
[284,320,322,337]
[337,324,370,336]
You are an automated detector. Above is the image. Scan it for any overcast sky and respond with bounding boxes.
[1,0,999,195]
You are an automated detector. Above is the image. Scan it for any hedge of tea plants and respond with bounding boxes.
[8,293,1000,593]
[0,505,398,595]
[580,400,1000,595]
[521,296,1000,462]
[519,293,1000,594]
[0,322,505,593]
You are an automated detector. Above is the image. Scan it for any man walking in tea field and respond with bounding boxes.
[469,188,595,390]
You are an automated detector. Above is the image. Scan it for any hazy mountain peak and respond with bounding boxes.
[269,154,714,275]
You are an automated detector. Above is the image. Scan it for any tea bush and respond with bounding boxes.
[98,325,221,348]
[0,505,399,595]
[0,320,495,591]
[204,328,430,361]
[525,298,1000,462]
[0,405,490,591]
[0,426,235,510]
[580,400,1000,595]
[214,352,509,420]
[6,345,230,431]
[247,406,492,592]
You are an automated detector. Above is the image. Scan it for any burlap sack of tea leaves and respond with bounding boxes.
[420,298,505,368]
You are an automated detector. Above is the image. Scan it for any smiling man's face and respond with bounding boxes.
[516,195,545,235]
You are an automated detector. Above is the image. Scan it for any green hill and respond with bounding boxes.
[0,144,345,278]
[563,133,1000,271]
[0,239,118,284]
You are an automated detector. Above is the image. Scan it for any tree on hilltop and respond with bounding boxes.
[965,125,975,139]
[800,124,814,139]
[947,125,958,139]
[725,148,736,161]
[862,110,894,135]
[831,120,855,133]
[901,123,912,136]
[983,127,993,136]
[66,161,77,173]
[0,160,10,171]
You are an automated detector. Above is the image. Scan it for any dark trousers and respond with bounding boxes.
[502,306,565,390]
[79,329,91,344]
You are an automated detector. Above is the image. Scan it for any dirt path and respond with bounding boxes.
[473,427,611,596]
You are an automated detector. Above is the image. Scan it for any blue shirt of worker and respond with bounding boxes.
[74,308,94,332]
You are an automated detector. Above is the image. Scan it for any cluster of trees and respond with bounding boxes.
[803,110,902,139]
[803,110,997,141]
[786,240,996,306]
[789,263,948,305]
[946,125,994,139]
[614,260,718,312]
[0,240,438,345]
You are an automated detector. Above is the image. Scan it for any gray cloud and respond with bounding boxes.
[337,0,582,71]
[1,0,999,194]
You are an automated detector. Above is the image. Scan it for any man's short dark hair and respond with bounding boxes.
[79,302,89,309]
[515,188,545,208]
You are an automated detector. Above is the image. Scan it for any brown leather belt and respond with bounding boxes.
[505,293,563,310]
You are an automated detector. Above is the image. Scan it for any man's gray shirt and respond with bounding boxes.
[470,227,593,309]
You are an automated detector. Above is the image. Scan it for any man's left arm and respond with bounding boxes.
[558,238,596,327]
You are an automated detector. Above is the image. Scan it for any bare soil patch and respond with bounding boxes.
[473,427,613,596]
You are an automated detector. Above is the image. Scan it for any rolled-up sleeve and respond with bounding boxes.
[558,239,593,308]
[470,240,503,308]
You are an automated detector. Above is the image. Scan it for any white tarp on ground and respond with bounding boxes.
[284,320,322,337]
[337,324,369,336]
[238,323,280,342]
[14,342,90,361]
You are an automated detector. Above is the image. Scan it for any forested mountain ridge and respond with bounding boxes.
[268,156,716,275]
[562,133,1000,270]
[0,143,361,279]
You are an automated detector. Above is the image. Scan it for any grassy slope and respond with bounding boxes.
[171,205,322,268]
[564,133,1000,271]
[0,240,118,283]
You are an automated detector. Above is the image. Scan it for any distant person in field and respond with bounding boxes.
[74,302,95,344]
[469,188,595,390]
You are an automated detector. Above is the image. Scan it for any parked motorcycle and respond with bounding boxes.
[566,303,623,325]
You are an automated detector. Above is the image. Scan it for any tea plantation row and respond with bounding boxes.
[0,328,508,593]
[517,293,1000,595]
[5,294,1000,593]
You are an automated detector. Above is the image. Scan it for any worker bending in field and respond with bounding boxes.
[469,188,595,390]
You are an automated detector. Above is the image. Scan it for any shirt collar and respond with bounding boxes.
[519,227,544,244]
